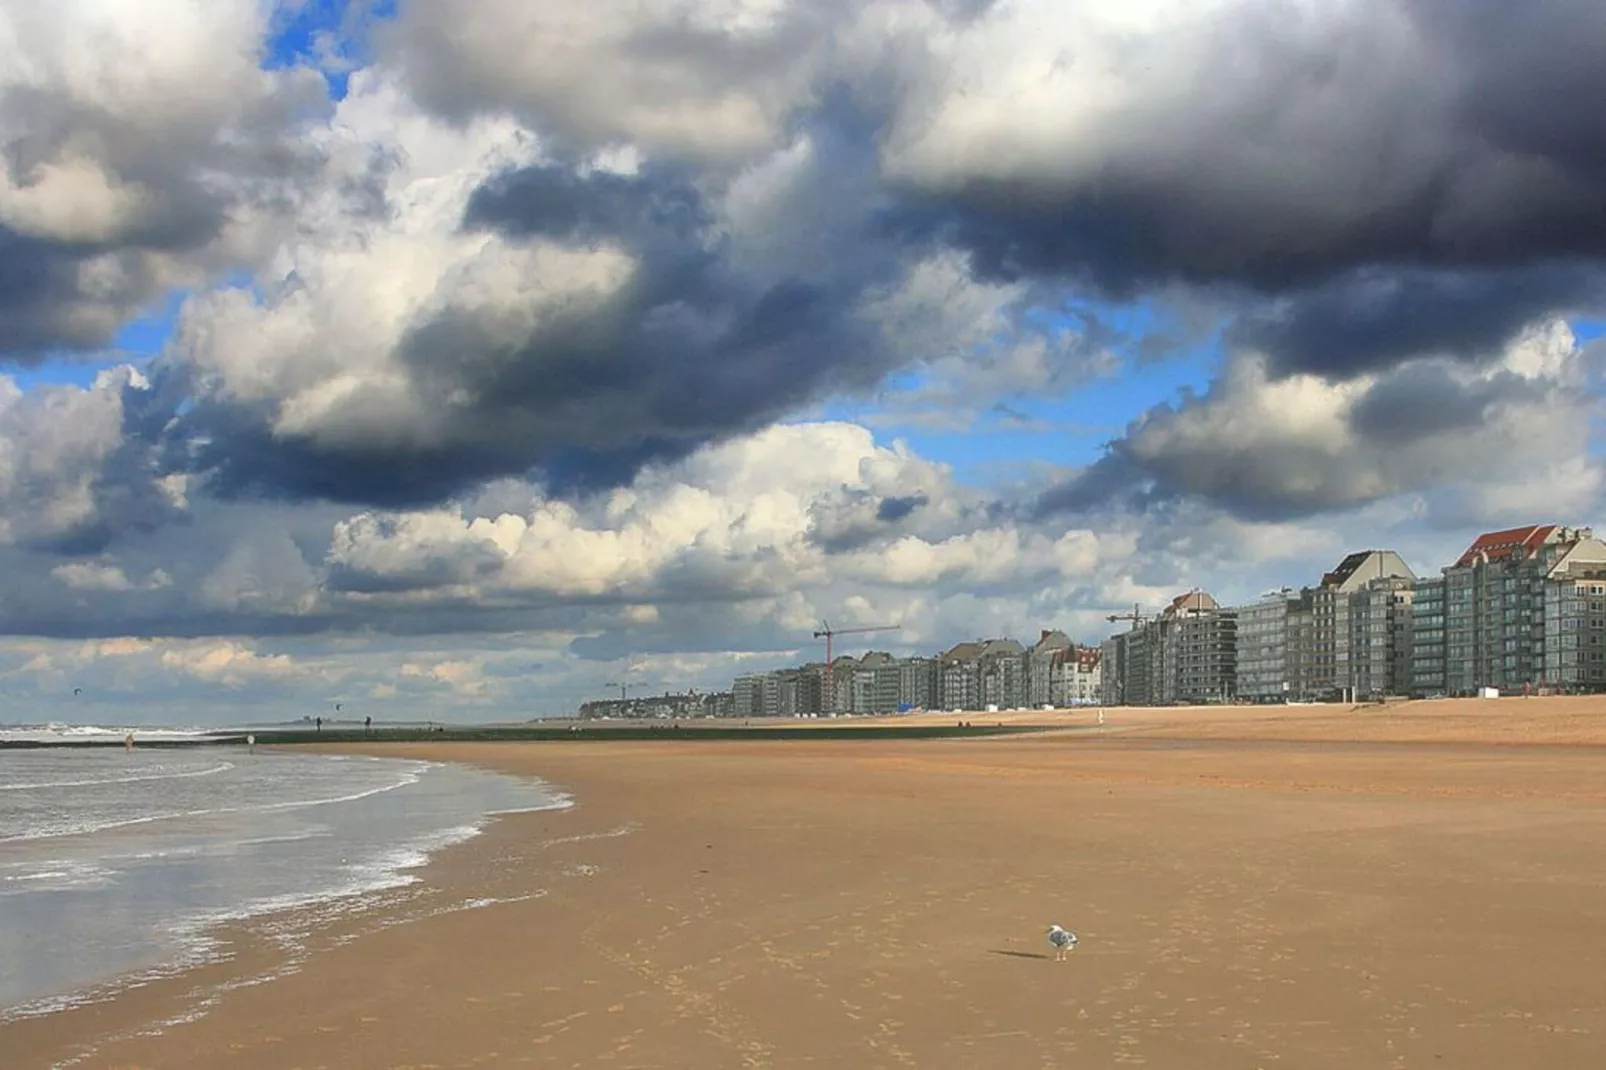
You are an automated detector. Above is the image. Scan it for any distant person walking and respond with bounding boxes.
[365,715,372,732]
[315,716,322,732]
[123,731,134,753]
[246,733,256,754]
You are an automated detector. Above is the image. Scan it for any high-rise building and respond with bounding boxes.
[1027,630,1073,706]
[1293,551,1416,700]
[977,638,1028,708]
[897,657,939,711]
[1062,646,1102,705]
[937,642,984,710]
[1348,577,1415,697]
[1429,524,1606,694]
[1409,577,1447,696]
[1101,590,1235,706]
[1233,591,1294,703]
[1543,571,1606,691]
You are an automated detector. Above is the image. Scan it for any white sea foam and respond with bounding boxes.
[1,749,573,1034]
[0,760,234,792]
[0,723,217,744]
[0,859,117,894]
[0,763,424,844]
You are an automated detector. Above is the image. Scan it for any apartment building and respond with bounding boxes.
[1543,570,1606,690]
[1159,590,1237,704]
[978,638,1028,709]
[1102,590,1235,706]
[937,642,984,710]
[1229,551,1416,703]
[898,657,940,711]
[1234,591,1294,702]
[1028,630,1073,705]
[850,652,904,714]
[724,630,1102,717]
[1410,524,1606,695]
[1349,576,1415,697]
[1409,578,1447,695]
[1100,624,1152,706]
[1063,646,1103,705]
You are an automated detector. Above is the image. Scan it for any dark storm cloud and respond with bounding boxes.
[193,109,910,506]
[806,489,932,553]
[1034,347,1576,524]
[0,51,327,360]
[462,163,710,244]
[1347,362,1554,444]
[0,228,169,357]
[876,493,927,523]
[1231,266,1606,378]
[1030,453,1152,521]
[885,0,1606,380]
[1423,0,1606,173]
[0,370,189,555]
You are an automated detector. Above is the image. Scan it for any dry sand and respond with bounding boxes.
[12,697,1606,1068]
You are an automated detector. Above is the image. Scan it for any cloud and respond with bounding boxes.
[0,0,328,357]
[1039,319,1597,521]
[0,367,185,552]
[164,75,959,507]
[879,0,1606,375]
[379,0,842,163]
[1230,265,1606,380]
[158,640,301,688]
[51,562,170,592]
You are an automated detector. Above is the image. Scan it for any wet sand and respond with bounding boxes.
[11,698,1606,1068]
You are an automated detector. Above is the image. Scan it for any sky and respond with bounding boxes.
[4,0,1606,725]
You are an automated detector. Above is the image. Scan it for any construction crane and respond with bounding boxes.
[813,621,901,714]
[603,679,658,702]
[1105,603,1148,629]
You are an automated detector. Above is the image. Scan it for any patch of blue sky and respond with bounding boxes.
[4,291,186,390]
[817,347,1215,486]
[818,297,1223,483]
[1574,319,1606,458]
[266,0,394,101]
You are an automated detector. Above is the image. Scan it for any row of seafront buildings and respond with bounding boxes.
[731,631,1103,717]
[1101,523,1606,706]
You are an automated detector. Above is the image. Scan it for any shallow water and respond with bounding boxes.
[0,745,567,1018]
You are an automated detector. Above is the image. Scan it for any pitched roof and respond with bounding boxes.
[1161,590,1218,618]
[941,641,984,662]
[1454,524,1559,568]
[1321,550,1376,589]
[1031,629,1072,654]
[978,638,1025,658]
[1319,549,1416,591]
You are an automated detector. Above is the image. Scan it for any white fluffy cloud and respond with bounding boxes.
[381,0,836,163]
[0,0,326,352]
[1044,319,1601,521]
[0,366,184,550]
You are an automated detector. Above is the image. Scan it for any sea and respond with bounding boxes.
[0,724,570,1026]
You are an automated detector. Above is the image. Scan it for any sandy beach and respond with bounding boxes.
[12,697,1606,1068]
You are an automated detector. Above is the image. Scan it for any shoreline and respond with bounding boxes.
[9,702,1606,1067]
[0,750,571,1059]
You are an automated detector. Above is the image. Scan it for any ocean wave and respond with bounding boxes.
[0,757,573,1031]
[0,724,215,744]
[0,765,424,845]
[0,760,234,792]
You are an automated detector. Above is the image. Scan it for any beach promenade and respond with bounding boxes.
[12,698,1606,1068]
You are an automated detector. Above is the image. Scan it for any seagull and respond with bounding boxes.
[1047,924,1078,961]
